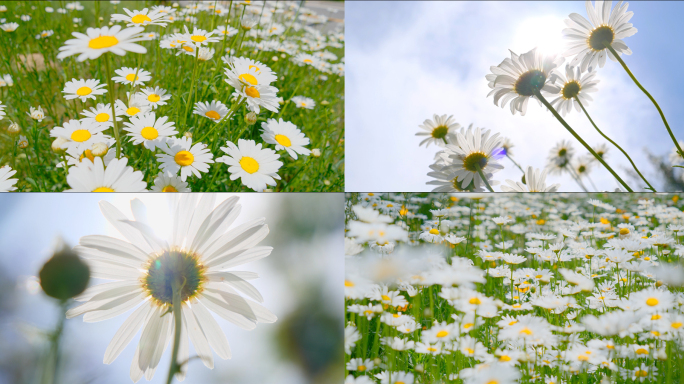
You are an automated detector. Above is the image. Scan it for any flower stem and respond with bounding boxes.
[165,278,183,384]
[42,300,67,384]
[533,89,633,192]
[183,49,200,127]
[574,96,655,191]
[505,153,525,174]
[474,163,494,192]
[604,43,684,161]
[103,54,122,158]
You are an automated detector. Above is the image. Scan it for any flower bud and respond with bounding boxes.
[39,238,90,301]
[311,148,321,157]
[17,135,28,149]
[52,137,68,154]
[183,131,193,140]
[28,105,45,122]
[91,142,108,157]
[245,112,257,125]
[7,120,20,135]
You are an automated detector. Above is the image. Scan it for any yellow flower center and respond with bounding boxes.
[79,149,95,163]
[131,14,152,24]
[141,126,159,140]
[357,365,366,372]
[174,150,194,166]
[245,86,260,98]
[465,348,475,354]
[619,228,630,235]
[303,59,313,63]
[636,348,649,355]
[578,355,589,361]
[499,355,511,362]
[672,322,683,329]
[509,320,518,326]
[76,86,92,96]
[162,185,178,192]
[652,314,662,320]
[71,129,91,142]
[635,370,648,378]
[191,35,207,42]
[429,228,439,235]
[92,187,115,192]
[646,298,659,307]
[463,323,473,329]
[239,73,258,85]
[125,73,140,82]
[249,65,260,71]
[519,327,532,335]
[239,156,259,174]
[469,297,481,305]
[275,134,292,147]
[95,113,109,123]
[381,294,391,301]
[148,94,161,102]
[127,107,141,116]
[183,45,194,52]
[88,35,119,49]
[486,381,499,384]
[436,330,449,338]
[427,347,437,352]
[205,110,221,120]
[344,280,354,287]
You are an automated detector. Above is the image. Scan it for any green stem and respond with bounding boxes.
[183,50,200,127]
[604,43,684,161]
[103,54,122,158]
[42,300,67,384]
[574,96,655,191]
[533,89,633,192]
[474,163,494,192]
[505,153,525,174]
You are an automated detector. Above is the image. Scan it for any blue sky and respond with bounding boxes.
[346,1,684,192]
[0,194,343,384]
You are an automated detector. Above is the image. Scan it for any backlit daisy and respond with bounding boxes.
[224,57,278,89]
[193,101,232,123]
[548,65,600,116]
[156,136,214,181]
[0,165,18,192]
[151,171,191,192]
[111,7,170,27]
[291,95,315,110]
[417,114,460,148]
[67,194,276,381]
[80,103,124,129]
[138,86,171,109]
[486,47,564,116]
[50,119,110,153]
[442,126,504,190]
[260,118,311,160]
[63,78,108,102]
[112,67,151,85]
[57,25,147,61]
[66,157,147,192]
[216,139,283,191]
[501,166,560,192]
[123,112,178,150]
[563,0,637,72]
[233,84,280,114]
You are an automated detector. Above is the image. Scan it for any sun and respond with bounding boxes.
[513,15,566,57]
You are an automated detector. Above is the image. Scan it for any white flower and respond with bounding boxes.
[156,136,214,181]
[57,25,147,61]
[151,171,191,192]
[501,166,560,192]
[193,100,232,123]
[138,86,171,109]
[63,78,108,102]
[111,7,170,27]
[0,165,18,192]
[291,95,315,110]
[27,105,46,122]
[49,119,110,153]
[66,157,147,192]
[216,139,283,191]
[80,103,124,129]
[260,118,310,159]
[122,112,178,150]
[112,66,152,85]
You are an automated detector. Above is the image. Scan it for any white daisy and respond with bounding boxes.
[442,126,504,190]
[214,25,238,37]
[291,95,315,110]
[0,23,19,32]
[151,171,191,192]
[67,194,276,381]
[260,118,310,160]
[416,114,461,148]
[80,103,124,129]
[233,84,280,114]
[563,0,637,72]
[115,94,151,118]
[500,166,561,192]
[57,25,147,61]
[216,139,283,191]
[548,65,600,116]
[112,67,152,85]
[123,112,178,150]
[486,47,564,116]
[66,157,147,192]
[138,86,171,109]
[63,78,108,102]
[60,138,118,169]
[0,165,18,192]
[426,163,485,192]
[224,57,278,90]
[0,100,5,120]
[293,53,320,67]
[183,25,220,46]
[50,119,110,153]
[111,7,170,27]
[156,137,214,181]
[193,101,232,123]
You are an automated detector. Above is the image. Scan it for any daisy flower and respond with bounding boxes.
[0,23,19,32]
[224,57,278,89]
[216,139,283,191]
[486,47,564,116]
[0,165,18,192]
[214,25,238,37]
[138,86,171,109]
[291,96,315,110]
[151,171,191,192]
[501,166,560,192]
[293,53,320,67]
[57,25,147,61]
[27,105,46,122]
[66,194,276,381]
[66,157,147,192]
[112,67,152,85]
[63,78,108,102]
[548,65,600,116]
[156,137,214,181]
[115,94,151,118]
[183,26,220,46]
[80,103,124,129]
[546,140,575,174]
[0,100,5,120]
[260,118,311,159]
[630,287,675,313]
[36,30,54,39]
[416,114,460,147]
[442,126,504,190]
[193,101,232,123]
[111,7,170,27]
[563,0,637,72]
[61,138,117,169]
[427,163,485,192]
[123,112,178,150]
[50,119,110,153]
[0,74,12,87]
[233,84,280,114]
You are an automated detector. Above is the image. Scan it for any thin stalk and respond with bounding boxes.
[165,278,184,384]
[506,153,525,174]
[574,95,655,191]
[604,43,684,160]
[474,163,494,192]
[103,54,122,158]
[42,300,68,384]
[183,50,200,127]
[533,89,633,192]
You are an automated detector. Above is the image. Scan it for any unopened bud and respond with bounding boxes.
[17,135,28,149]
[183,131,193,140]
[91,142,108,157]
[39,238,90,301]
[311,148,321,157]
[7,120,20,135]
[52,137,68,153]
[245,112,257,125]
